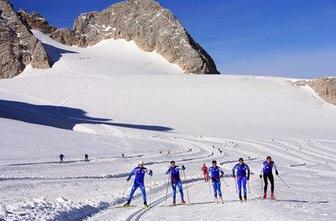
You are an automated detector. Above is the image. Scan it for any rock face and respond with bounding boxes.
[50,28,78,46]
[17,10,56,34]
[0,0,51,79]
[309,78,336,105]
[50,0,219,74]
[1,0,219,77]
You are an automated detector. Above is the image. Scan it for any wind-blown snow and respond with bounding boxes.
[0,31,335,221]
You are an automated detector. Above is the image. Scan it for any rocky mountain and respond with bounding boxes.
[0,0,52,79]
[17,10,56,35]
[308,78,336,105]
[27,0,219,74]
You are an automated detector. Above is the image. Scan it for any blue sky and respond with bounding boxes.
[11,0,336,78]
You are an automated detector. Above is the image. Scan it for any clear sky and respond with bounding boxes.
[11,0,336,78]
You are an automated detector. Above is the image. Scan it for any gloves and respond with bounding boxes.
[149,169,153,176]
[232,175,236,178]
[247,176,250,180]
[126,177,130,181]
[181,165,186,170]
[259,174,262,179]
[275,170,279,176]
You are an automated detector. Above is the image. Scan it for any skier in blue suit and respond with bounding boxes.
[123,161,153,207]
[208,160,224,203]
[166,161,186,205]
[232,158,250,201]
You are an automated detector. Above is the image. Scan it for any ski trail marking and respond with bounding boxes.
[58,76,110,107]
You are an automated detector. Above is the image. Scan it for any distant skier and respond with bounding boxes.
[59,154,65,163]
[259,156,279,200]
[84,154,89,162]
[208,160,224,203]
[121,153,125,158]
[123,161,153,208]
[232,158,250,201]
[201,163,209,182]
[166,161,186,206]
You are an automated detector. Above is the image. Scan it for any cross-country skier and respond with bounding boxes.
[259,156,279,200]
[208,160,224,203]
[201,163,209,182]
[123,161,153,208]
[59,154,64,163]
[84,154,89,162]
[232,158,250,201]
[166,161,186,206]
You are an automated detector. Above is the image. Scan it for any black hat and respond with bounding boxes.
[212,160,217,164]
[170,160,175,164]
[266,156,272,160]
[239,158,244,162]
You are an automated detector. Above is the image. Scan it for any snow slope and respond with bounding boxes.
[0,31,335,221]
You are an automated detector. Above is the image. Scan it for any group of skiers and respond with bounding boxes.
[123,156,279,207]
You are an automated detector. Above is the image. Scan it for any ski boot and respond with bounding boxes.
[239,195,243,202]
[263,193,267,199]
[220,196,224,204]
[214,197,219,204]
[244,194,247,201]
[181,199,186,204]
[271,192,275,200]
[143,202,149,208]
[123,201,130,207]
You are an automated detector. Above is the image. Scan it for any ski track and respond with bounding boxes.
[57,76,110,107]
[1,134,335,220]
[82,136,336,220]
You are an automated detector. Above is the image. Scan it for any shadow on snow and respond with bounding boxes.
[0,99,173,132]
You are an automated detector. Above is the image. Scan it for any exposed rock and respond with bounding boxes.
[0,0,52,78]
[17,10,56,34]
[51,0,219,74]
[309,78,336,105]
[50,28,79,46]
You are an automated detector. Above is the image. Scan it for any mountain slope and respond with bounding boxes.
[0,31,335,139]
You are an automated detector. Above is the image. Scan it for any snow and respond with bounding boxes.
[0,31,335,221]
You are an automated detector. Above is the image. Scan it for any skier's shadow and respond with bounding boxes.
[0,99,173,132]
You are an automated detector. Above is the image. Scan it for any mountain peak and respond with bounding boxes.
[50,0,220,74]
[0,0,51,78]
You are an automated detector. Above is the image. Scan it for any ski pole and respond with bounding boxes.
[122,180,129,198]
[247,180,251,194]
[182,170,191,204]
[260,175,263,199]
[234,177,238,193]
[149,175,152,206]
[165,176,170,205]
[277,175,290,188]
[208,176,211,193]
[221,177,229,187]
